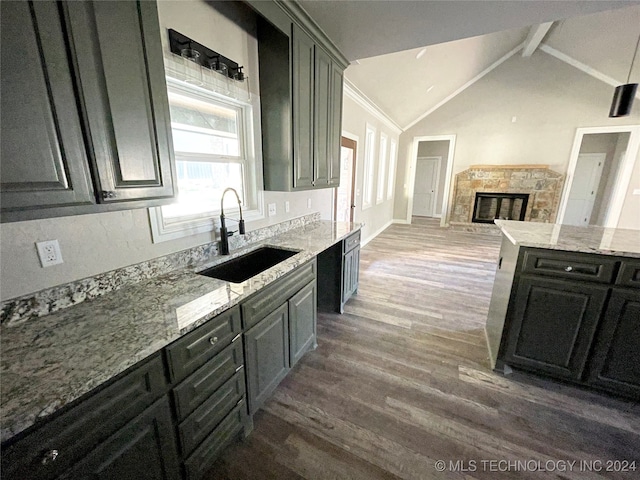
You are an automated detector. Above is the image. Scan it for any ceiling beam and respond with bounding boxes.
[522,22,554,57]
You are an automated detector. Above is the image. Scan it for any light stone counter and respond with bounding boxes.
[0,220,360,442]
[494,220,640,258]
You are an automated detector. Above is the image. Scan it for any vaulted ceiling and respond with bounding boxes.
[299,1,640,130]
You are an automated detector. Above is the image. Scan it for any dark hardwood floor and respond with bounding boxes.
[207,218,640,479]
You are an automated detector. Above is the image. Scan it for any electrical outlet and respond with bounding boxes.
[36,240,63,267]
[307,198,312,209]
[268,203,277,217]
[285,201,290,213]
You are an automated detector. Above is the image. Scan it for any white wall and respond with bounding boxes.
[341,94,399,243]
[393,50,640,223]
[0,0,332,301]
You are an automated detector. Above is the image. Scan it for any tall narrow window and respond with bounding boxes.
[362,124,376,209]
[387,138,397,200]
[376,133,388,204]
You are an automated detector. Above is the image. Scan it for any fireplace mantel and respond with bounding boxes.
[450,165,564,224]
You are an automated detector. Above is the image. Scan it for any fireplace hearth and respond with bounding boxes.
[472,193,529,223]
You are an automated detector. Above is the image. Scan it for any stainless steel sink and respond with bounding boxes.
[197,247,298,283]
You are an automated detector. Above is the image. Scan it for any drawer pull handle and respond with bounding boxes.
[41,449,59,464]
[235,365,244,373]
[209,336,219,345]
[564,266,573,272]
[232,333,241,343]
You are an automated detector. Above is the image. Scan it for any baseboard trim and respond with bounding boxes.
[361,220,393,247]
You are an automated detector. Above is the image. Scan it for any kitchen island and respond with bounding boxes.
[0,219,360,479]
[486,220,640,400]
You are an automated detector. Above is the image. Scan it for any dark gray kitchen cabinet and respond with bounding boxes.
[588,289,640,398]
[0,0,175,222]
[0,354,177,480]
[57,397,180,480]
[255,9,347,191]
[244,302,290,414]
[503,276,608,381]
[289,281,318,366]
[66,0,175,203]
[0,0,95,214]
[318,229,361,313]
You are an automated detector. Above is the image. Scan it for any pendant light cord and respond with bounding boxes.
[627,32,640,83]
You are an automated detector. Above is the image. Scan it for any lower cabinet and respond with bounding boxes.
[342,244,360,307]
[317,229,361,313]
[289,281,318,366]
[245,303,290,414]
[504,276,608,381]
[57,397,180,480]
[588,289,640,398]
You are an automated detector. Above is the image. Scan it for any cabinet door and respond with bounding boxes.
[342,248,354,305]
[588,289,640,399]
[313,46,331,187]
[0,0,94,217]
[328,62,344,187]
[504,276,608,381]
[58,397,180,480]
[66,0,175,203]
[292,24,315,189]
[351,246,360,295]
[244,303,290,414]
[289,282,318,366]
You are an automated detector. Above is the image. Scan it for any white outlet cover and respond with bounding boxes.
[285,201,290,213]
[36,240,63,267]
[268,203,277,217]
[307,198,312,209]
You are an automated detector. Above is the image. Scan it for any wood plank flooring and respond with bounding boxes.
[207,218,640,479]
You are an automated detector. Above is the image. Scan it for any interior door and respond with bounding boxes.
[563,153,606,226]
[412,157,440,217]
[334,137,356,222]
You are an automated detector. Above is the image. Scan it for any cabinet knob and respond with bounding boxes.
[564,266,573,272]
[101,191,116,199]
[209,336,218,345]
[41,449,59,465]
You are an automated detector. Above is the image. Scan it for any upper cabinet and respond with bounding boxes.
[251,1,348,191]
[0,0,176,223]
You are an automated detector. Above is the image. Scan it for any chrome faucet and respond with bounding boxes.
[219,187,245,255]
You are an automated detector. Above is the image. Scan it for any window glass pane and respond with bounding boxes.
[162,161,244,220]
[168,90,240,157]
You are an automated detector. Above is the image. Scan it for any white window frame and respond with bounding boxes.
[387,138,397,200]
[376,132,388,204]
[362,123,376,210]
[149,77,264,243]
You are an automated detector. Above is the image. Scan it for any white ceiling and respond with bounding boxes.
[298,0,640,62]
[309,2,640,129]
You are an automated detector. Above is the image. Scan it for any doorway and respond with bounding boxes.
[334,136,357,222]
[406,136,456,224]
[412,157,441,217]
[558,126,639,228]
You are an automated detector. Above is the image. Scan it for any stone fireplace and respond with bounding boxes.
[450,165,564,224]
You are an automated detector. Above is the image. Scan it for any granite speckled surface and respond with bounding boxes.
[0,220,360,442]
[0,213,321,326]
[494,220,640,258]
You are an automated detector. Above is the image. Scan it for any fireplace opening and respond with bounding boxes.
[472,193,529,223]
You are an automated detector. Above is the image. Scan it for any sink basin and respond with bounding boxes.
[197,247,298,283]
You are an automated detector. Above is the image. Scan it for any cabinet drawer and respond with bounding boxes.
[522,249,616,284]
[166,305,241,383]
[183,401,245,480]
[1,354,166,480]
[242,259,316,330]
[343,230,361,254]
[616,260,640,289]
[178,370,245,458]
[172,338,243,421]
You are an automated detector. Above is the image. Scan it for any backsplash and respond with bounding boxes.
[0,213,321,326]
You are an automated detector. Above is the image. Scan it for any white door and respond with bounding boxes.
[412,157,440,217]
[563,153,606,226]
[335,137,356,222]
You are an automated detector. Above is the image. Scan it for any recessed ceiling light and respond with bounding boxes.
[416,48,427,60]
[427,85,435,92]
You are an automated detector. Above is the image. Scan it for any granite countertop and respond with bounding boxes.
[0,220,360,442]
[494,220,640,258]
